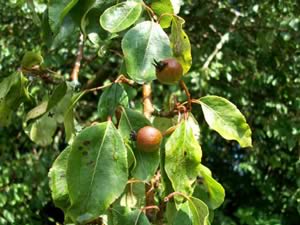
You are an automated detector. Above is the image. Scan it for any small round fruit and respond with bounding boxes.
[154,58,183,85]
[136,126,162,152]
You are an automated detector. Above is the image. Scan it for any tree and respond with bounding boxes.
[1,1,299,225]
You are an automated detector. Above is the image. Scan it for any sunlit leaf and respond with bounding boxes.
[188,197,210,225]
[196,96,252,148]
[170,16,192,74]
[198,164,225,210]
[25,114,57,146]
[100,1,142,33]
[122,21,172,83]
[165,120,202,200]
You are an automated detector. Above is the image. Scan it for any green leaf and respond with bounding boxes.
[198,164,225,210]
[151,0,174,28]
[25,101,48,122]
[76,0,115,44]
[48,147,71,211]
[97,83,128,121]
[173,202,192,225]
[119,108,159,181]
[25,114,57,146]
[167,197,210,225]
[110,207,151,225]
[47,82,68,111]
[64,91,85,142]
[0,101,13,127]
[165,120,202,200]
[48,0,79,32]
[0,73,30,127]
[170,16,192,74]
[25,82,68,122]
[26,0,41,26]
[151,0,182,28]
[188,197,210,225]
[197,96,252,148]
[0,73,20,100]
[66,122,128,224]
[100,1,142,33]
[21,51,43,69]
[122,21,172,84]
[51,14,77,48]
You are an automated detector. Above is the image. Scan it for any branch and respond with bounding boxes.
[179,80,192,110]
[142,84,154,120]
[71,33,84,82]
[202,10,241,70]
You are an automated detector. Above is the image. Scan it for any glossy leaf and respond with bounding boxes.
[188,197,210,225]
[165,120,202,199]
[119,108,159,181]
[48,147,71,211]
[48,0,79,32]
[186,113,201,141]
[170,16,192,74]
[66,122,128,224]
[197,96,252,148]
[122,21,172,83]
[51,14,77,48]
[151,0,174,28]
[198,164,225,210]
[100,1,142,33]
[97,83,128,121]
[78,0,115,44]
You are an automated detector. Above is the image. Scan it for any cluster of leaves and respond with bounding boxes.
[1,0,299,225]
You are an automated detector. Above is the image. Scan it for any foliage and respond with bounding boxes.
[0,0,299,225]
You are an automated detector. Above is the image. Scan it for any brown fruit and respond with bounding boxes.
[154,58,183,85]
[136,126,162,152]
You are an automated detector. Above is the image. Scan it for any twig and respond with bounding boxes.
[142,2,157,21]
[84,82,113,93]
[164,191,190,202]
[141,205,160,213]
[142,84,154,120]
[71,33,84,82]
[202,10,241,69]
[179,80,192,110]
[153,110,177,118]
[21,67,62,84]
